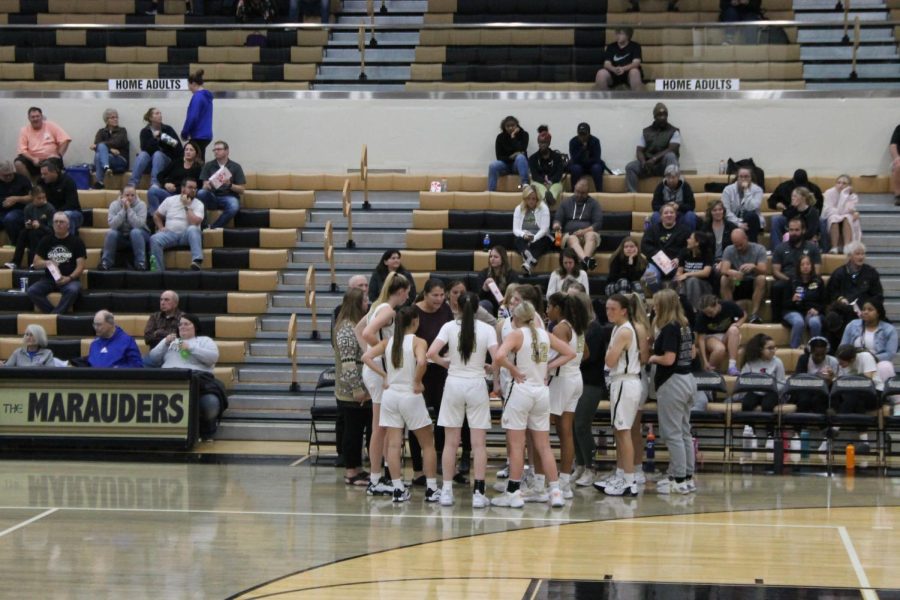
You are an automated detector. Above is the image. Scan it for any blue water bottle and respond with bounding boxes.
[800,430,810,459]
[644,425,656,472]
[483,233,491,250]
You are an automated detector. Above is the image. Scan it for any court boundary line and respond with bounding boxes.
[0,508,58,538]
[837,526,878,600]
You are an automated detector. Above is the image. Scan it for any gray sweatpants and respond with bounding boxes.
[656,372,697,479]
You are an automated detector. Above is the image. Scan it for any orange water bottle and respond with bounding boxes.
[554,229,561,248]
[845,443,855,471]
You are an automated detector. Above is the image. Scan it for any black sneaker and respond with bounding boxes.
[98,262,111,271]
[190,260,202,271]
[424,487,440,503]
[392,487,411,503]
[91,182,104,190]
[588,257,598,271]
[748,313,763,324]
[411,474,427,487]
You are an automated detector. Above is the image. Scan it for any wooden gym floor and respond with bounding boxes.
[0,453,897,599]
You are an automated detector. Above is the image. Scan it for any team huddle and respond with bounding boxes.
[357,271,698,508]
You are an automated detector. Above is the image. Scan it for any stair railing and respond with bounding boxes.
[305,264,320,341]
[287,312,299,392]
[324,219,338,292]
[361,143,371,210]
[342,178,356,249]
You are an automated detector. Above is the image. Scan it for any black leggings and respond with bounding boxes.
[831,391,879,414]
[199,393,223,435]
[338,401,373,469]
[740,391,779,413]
[792,392,829,414]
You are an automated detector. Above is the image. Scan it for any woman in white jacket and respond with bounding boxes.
[513,185,552,275]
[822,174,861,254]
[721,166,764,243]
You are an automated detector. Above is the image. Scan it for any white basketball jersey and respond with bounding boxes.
[438,319,496,379]
[365,302,393,352]
[515,326,550,387]
[550,320,584,378]
[386,334,417,393]
[609,321,641,377]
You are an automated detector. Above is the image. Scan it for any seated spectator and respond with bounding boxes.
[528,126,565,207]
[0,160,33,245]
[90,108,129,190]
[478,245,518,315]
[129,107,182,189]
[150,177,204,271]
[676,231,714,311]
[197,140,245,229]
[38,159,82,234]
[824,241,883,349]
[513,184,552,276]
[552,176,602,271]
[782,255,826,349]
[606,236,646,297]
[770,186,821,250]
[595,27,643,91]
[1,324,55,367]
[720,229,767,323]
[448,279,496,325]
[721,166,764,243]
[87,310,144,368]
[6,184,53,270]
[768,169,823,213]
[720,0,763,43]
[100,185,150,271]
[15,107,70,179]
[568,122,605,193]
[696,294,746,375]
[625,103,681,193]
[738,333,786,413]
[488,115,529,192]
[823,175,861,254]
[368,249,416,306]
[792,336,838,413]
[651,165,696,230]
[144,290,184,348]
[701,199,737,268]
[641,202,690,286]
[147,140,203,216]
[834,344,883,413]
[771,217,822,322]
[547,248,589,299]
[181,70,214,160]
[891,122,900,205]
[840,299,897,393]
[27,211,85,314]
[146,313,225,439]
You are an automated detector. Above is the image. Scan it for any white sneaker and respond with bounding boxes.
[392,487,411,503]
[560,478,574,500]
[493,480,509,493]
[367,478,394,496]
[424,487,440,503]
[491,489,525,508]
[549,488,565,507]
[765,437,774,450]
[571,465,585,481]
[634,471,647,485]
[496,465,509,479]
[440,488,454,506]
[656,478,690,495]
[3,262,16,270]
[472,491,489,509]
[604,478,639,497]
[575,469,596,487]
[684,477,697,493]
[593,474,620,493]
[522,486,549,503]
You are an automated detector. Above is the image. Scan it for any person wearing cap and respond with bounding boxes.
[14,107,71,179]
[528,126,565,207]
[625,103,681,193]
[595,27,643,91]
[568,122,605,193]
[0,159,33,245]
[488,115,530,192]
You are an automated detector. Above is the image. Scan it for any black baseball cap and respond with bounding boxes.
[577,122,590,134]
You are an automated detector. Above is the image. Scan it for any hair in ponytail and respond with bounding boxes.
[563,294,590,336]
[390,306,417,369]
[513,301,541,363]
[458,292,478,364]
[368,271,410,318]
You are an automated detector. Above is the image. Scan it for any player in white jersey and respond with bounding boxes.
[491,301,576,509]
[357,272,410,497]
[427,292,498,508]
[363,306,439,503]
[546,292,589,499]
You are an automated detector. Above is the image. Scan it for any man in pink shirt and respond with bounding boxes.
[15,107,71,179]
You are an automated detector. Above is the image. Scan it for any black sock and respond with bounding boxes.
[685,474,693,481]
[507,480,520,493]
[675,476,686,483]
[474,479,485,494]
[383,466,392,480]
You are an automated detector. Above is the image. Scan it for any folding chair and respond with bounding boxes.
[883,377,900,468]
[780,374,830,464]
[691,371,729,462]
[309,367,337,462]
[829,375,882,469]
[729,372,778,464]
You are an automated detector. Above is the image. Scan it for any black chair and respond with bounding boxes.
[829,375,882,466]
[729,372,779,461]
[780,374,830,463]
[57,314,95,337]
[690,371,729,459]
[883,377,900,465]
[309,367,337,462]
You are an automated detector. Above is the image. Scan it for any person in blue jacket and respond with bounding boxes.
[182,69,214,160]
[88,310,144,368]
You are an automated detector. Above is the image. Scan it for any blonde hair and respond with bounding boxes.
[367,271,409,318]
[513,300,541,363]
[652,289,688,332]
[626,292,652,337]
[519,184,543,211]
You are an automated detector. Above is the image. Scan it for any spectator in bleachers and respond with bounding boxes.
[738,333,786,413]
[840,299,897,393]
[794,338,838,411]
[546,248,589,299]
[332,275,369,327]
[0,160,33,245]
[448,279,496,326]
[27,211,85,314]
[90,108,129,190]
[368,249,416,307]
[487,116,529,192]
[0,324,55,367]
[568,122,605,193]
[150,177,204,271]
[595,27,643,91]
[129,108,182,189]
[824,241,884,348]
[625,103,681,194]
[198,140,245,229]
[822,175,861,254]
[144,290,184,348]
[768,169,824,213]
[770,186,821,250]
[528,127,565,207]
[721,165,763,243]
[675,231,714,311]
[6,185,52,270]
[100,185,150,271]
[696,294,745,375]
[478,246,519,315]
[513,185,552,276]
[641,202,690,287]
[720,228,767,324]
[782,255,826,349]
[834,344,883,413]
[146,313,226,439]
[700,199,737,267]
[651,165,697,231]
[38,160,82,234]
[771,217,822,322]
[552,176,602,271]
[87,310,143,368]
[181,70,214,160]
[891,123,900,204]
[147,141,203,216]
[15,107,70,179]
[720,0,763,44]
[606,236,646,297]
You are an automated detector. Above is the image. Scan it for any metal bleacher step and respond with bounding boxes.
[317,65,412,80]
[797,26,895,43]
[342,0,429,11]
[794,10,889,22]
[300,229,407,247]
[336,15,424,25]
[291,248,386,266]
[804,63,900,78]
[238,365,329,385]
[801,45,899,60]
[322,48,416,63]
[215,420,309,442]
[798,0,885,8]
[250,340,334,359]
[330,31,420,45]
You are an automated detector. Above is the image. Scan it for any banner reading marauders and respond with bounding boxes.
[0,369,198,448]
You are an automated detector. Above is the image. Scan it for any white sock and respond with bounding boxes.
[624,472,635,485]
[559,473,570,484]
[728,359,737,369]
[533,474,546,490]
[615,467,624,477]
[859,432,868,441]
[442,481,453,493]
[392,478,404,491]
[549,480,560,491]
[370,471,382,485]
[426,478,437,490]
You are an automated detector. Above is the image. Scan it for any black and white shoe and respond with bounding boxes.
[392,487,411,503]
[424,487,440,503]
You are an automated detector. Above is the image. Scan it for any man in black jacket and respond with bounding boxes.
[824,241,884,348]
[38,160,82,234]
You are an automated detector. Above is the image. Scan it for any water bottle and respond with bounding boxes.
[845,443,855,471]
[796,286,805,301]
[160,132,177,147]
[483,233,491,251]
[644,426,655,472]
[440,178,448,192]
[742,425,755,459]
[149,255,159,272]
[718,160,726,175]
[800,430,810,459]
[554,229,561,248]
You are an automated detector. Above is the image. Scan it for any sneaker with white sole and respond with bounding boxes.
[366,478,394,496]
[549,488,565,507]
[392,487,411,503]
[575,469,596,487]
[493,480,509,493]
[655,478,690,495]
[571,465,585,481]
[496,465,509,479]
[684,477,697,493]
[560,479,574,500]
[593,474,620,493]
[491,489,525,508]
[634,471,647,485]
[522,486,549,503]
[3,262,16,270]
[424,487,440,503]
[603,478,639,497]
[439,488,454,506]
[472,491,489,509]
